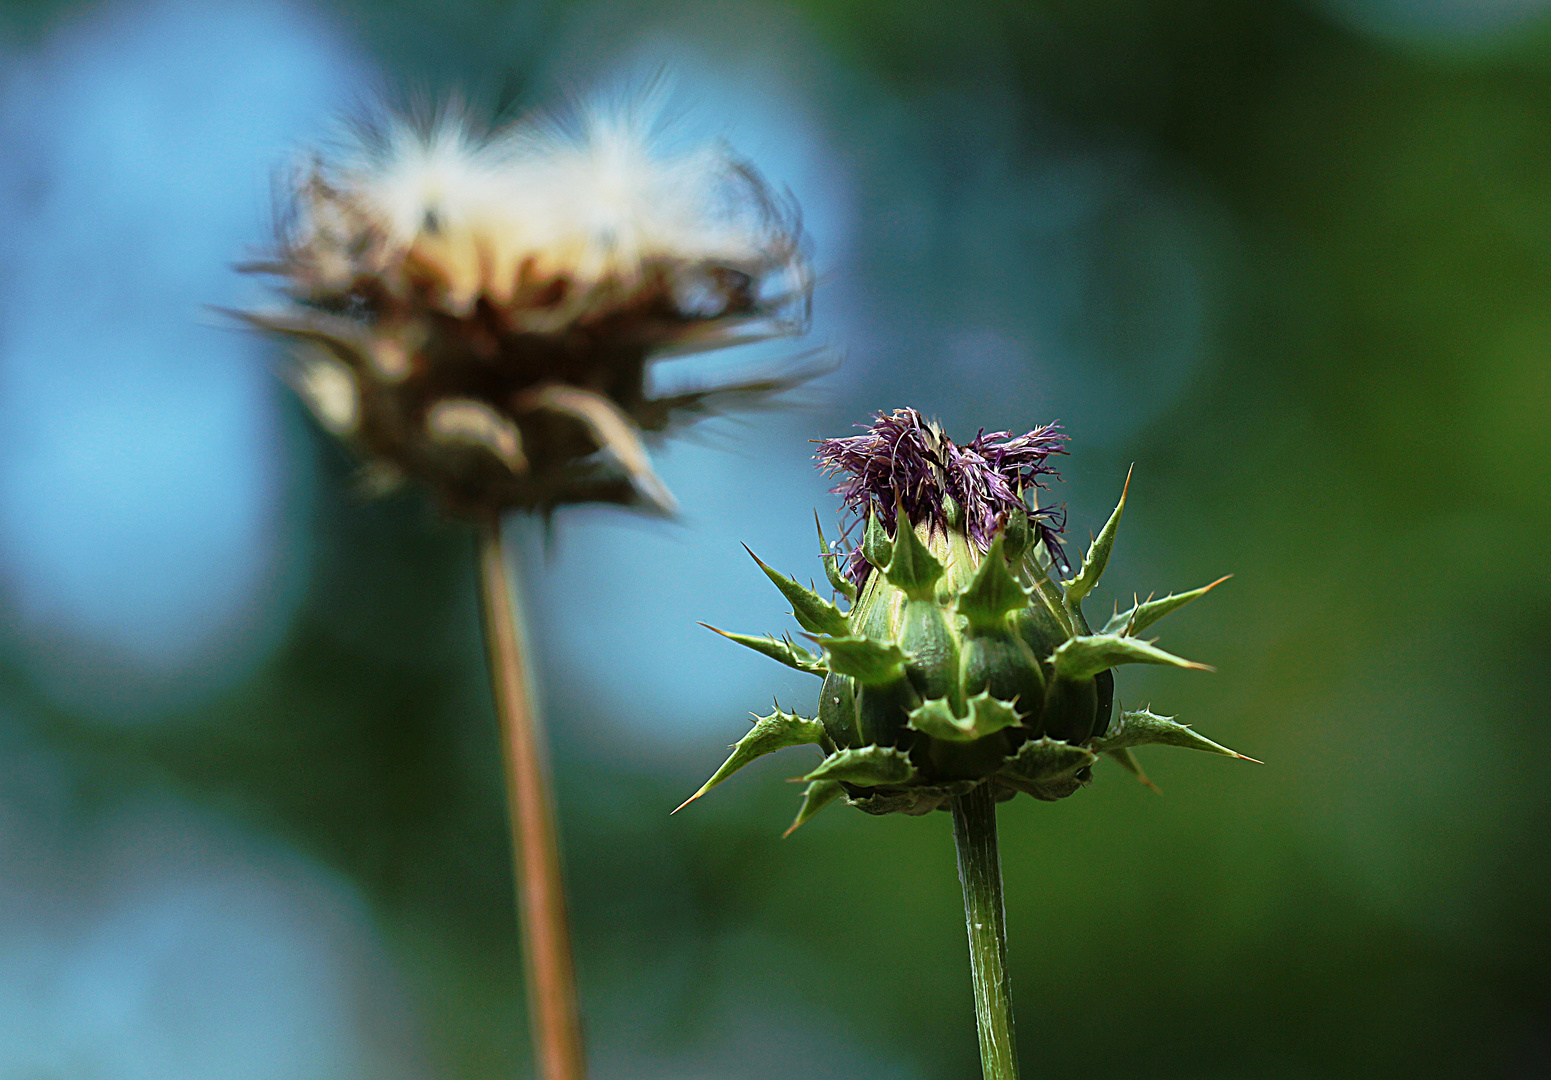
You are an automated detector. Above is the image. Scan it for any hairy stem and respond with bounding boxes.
[951,783,1021,1080]
[477,514,587,1080]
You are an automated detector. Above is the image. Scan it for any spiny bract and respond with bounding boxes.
[679,408,1254,834]
[239,98,813,518]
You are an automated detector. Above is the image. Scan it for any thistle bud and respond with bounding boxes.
[682,408,1253,832]
[239,104,813,517]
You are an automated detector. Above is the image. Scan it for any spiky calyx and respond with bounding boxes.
[238,104,815,518]
[682,412,1254,834]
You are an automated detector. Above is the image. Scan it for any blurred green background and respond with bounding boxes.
[0,0,1547,1076]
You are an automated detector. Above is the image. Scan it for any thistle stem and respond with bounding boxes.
[951,783,1021,1080]
[477,514,588,1080]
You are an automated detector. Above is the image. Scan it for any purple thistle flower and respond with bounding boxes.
[815,407,1069,586]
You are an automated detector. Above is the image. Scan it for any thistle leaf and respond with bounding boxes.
[675,708,826,812]
[1052,634,1213,680]
[1101,576,1231,637]
[1020,550,1077,639]
[845,785,962,816]
[1002,506,1031,561]
[744,546,851,637]
[700,624,827,676]
[784,779,844,837]
[804,745,917,787]
[996,737,1097,800]
[1005,737,1097,781]
[1103,747,1160,792]
[907,698,964,740]
[863,507,893,570]
[884,510,944,600]
[908,692,1021,742]
[965,693,1019,737]
[816,512,857,601]
[1064,466,1131,607]
[818,636,908,685]
[1091,708,1259,761]
[956,536,1029,629]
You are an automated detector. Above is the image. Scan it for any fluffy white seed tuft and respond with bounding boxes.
[245,93,815,516]
[283,101,800,319]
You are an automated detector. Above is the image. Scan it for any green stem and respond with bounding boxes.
[951,783,1021,1080]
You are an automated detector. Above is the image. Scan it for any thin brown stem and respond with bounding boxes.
[477,513,587,1080]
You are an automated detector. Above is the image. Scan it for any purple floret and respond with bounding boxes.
[815,407,1069,587]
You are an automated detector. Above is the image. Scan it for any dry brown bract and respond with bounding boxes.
[240,105,812,517]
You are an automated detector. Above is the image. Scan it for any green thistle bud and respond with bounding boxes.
[682,408,1254,833]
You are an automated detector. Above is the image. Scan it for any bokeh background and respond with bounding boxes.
[0,0,1548,1076]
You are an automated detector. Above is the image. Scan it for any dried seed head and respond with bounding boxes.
[242,99,814,517]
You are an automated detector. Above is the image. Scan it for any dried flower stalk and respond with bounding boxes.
[243,100,815,1080]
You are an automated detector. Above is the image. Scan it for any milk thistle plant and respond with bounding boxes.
[680,407,1254,1080]
[240,100,811,1080]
